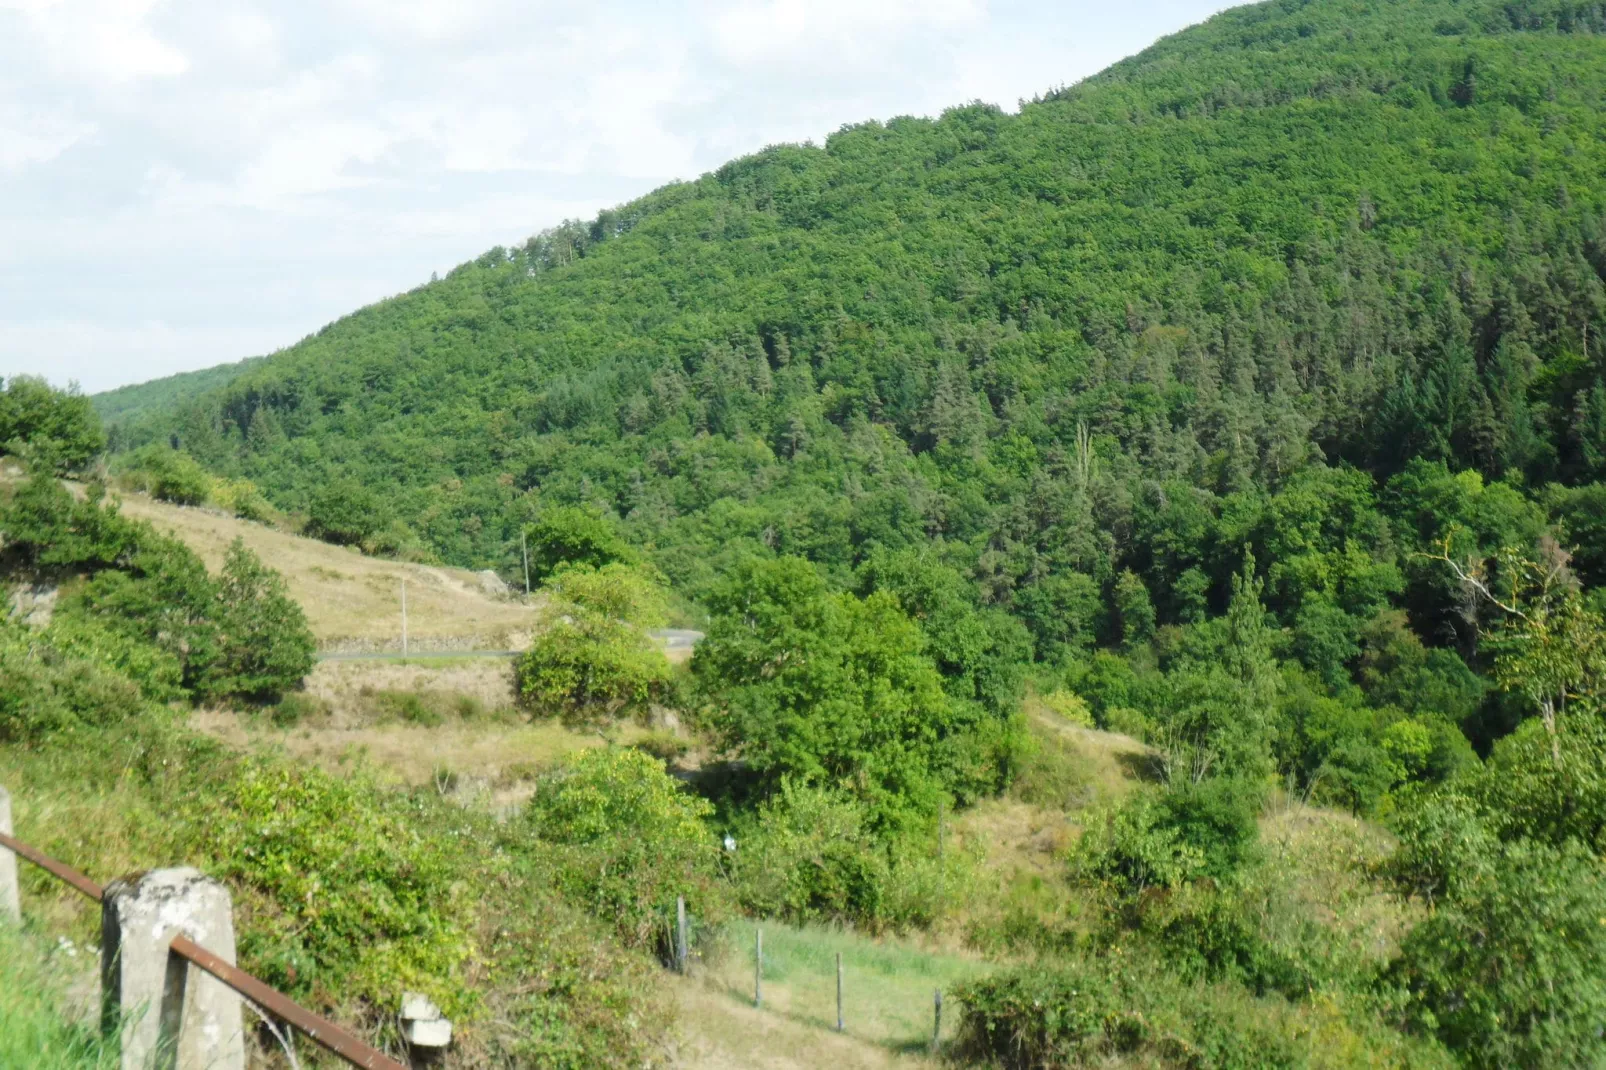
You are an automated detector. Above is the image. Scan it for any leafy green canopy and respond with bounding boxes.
[693,556,1021,831]
[100,0,1606,608]
[0,376,103,474]
[515,562,672,735]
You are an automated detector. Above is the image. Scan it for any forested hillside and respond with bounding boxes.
[35,0,1606,1064]
[105,0,1605,611]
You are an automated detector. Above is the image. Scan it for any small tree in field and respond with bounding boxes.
[515,563,672,736]
[201,538,316,703]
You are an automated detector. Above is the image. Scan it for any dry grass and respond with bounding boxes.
[189,658,629,809]
[108,491,538,646]
[944,711,1155,949]
[1259,798,1417,965]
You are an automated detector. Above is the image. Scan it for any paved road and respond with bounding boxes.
[315,629,705,662]
[316,649,520,662]
[652,629,705,650]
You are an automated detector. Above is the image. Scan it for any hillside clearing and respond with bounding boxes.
[110,490,537,648]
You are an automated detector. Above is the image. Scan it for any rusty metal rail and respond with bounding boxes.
[0,830,104,902]
[0,829,407,1070]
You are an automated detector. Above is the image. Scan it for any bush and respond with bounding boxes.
[211,478,272,522]
[201,758,478,1012]
[43,614,184,702]
[198,538,315,704]
[0,617,149,742]
[527,747,723,949]
[1079,779,1262,895]
[269,691,329,727]
[726,780,961,930]
[0,375,104,473]
[955,957,1303,1070]
[305,479,387,546]
[119,445,212,506]
[6,483,313,706]
[1128,884,1311,999]
[523,505,637,584]
[0,475,140,571]
[515,563,672,734]
[1389,837,1606,1068]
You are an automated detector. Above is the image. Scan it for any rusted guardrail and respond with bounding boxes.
[0,824,407,1070]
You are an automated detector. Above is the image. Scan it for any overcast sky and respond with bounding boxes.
[1,0,1232,395]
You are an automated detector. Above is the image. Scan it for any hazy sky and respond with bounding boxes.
[1,0,1232,395]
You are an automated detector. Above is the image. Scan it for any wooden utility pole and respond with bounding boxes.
[676,896,688,974]
[521,530,530,595]
[401,577,408,657]
[932,990,943,1052]
[835,952,844,1032]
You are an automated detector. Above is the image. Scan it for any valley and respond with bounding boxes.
[5,0,1606,1066]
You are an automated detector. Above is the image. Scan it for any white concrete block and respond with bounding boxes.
[101,868,244,1070]
[0,787,18,925]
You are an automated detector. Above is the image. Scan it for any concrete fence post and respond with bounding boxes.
[0,786,19,924]
[101,868,245,1070]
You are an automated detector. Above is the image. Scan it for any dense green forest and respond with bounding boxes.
[104,0,1606,607]
[57,0,1606,1064]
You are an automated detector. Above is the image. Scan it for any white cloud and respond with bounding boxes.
[710,0,983,65]
[0,0,1235,394]
[6,0,189,83]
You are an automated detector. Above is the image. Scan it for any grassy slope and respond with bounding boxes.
[109,490,539,648]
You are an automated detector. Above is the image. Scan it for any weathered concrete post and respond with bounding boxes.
[0,786,19,924]
[101,868,244,1070]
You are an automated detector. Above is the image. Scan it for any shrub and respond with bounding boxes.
[305,479,387,546]
[43,614,184,702]
[198,538,315,704]
[728,779,961,930]
[1389,837,1606,1068]
[954,957,1305,1070]
[371,689,445,727]
[269,691,329,727]
[202,758,478,1013]
[1078,791,1206,895]
[1079,779,1262,896]
[0,375,104,473]
[0,475,140,571]
[515,563,673,735]
[119,445,212,506]
[211,478,272,522]
[0,617,149,742]
[6,479,315,709]
[1041,688,1094,727]
[527,747,722,949]
[1128,884,1311,999]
